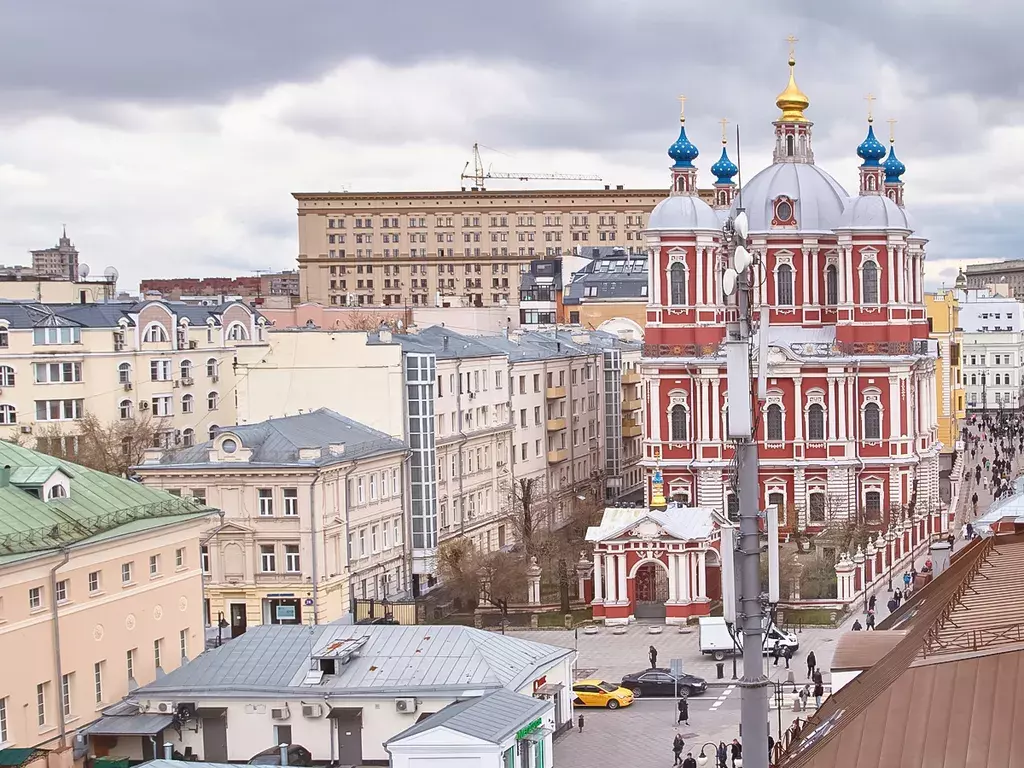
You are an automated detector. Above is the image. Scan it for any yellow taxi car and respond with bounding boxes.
[571,679,635,709]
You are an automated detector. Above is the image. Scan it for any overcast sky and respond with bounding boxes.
[0,0,1014,292]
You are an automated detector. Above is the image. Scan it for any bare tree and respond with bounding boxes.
[435,538,527,619]
[35,412,159,477]
[501,476,554,557]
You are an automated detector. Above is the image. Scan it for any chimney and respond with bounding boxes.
[163,743,173,760]
[442,335,449,351]
[929,540,952,578]
[279,744,289,766]
[0,465,10,488]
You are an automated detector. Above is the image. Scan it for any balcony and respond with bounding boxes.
[547,448,569,463]
[622,398,643,412]
[546,386,566,399]
[621,370,641,384]
[546,417,566,432]
[622,418,642,438]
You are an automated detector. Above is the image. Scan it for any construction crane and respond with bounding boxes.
[460,143,602,190]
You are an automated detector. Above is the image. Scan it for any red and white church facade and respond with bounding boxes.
[640,53,941,535]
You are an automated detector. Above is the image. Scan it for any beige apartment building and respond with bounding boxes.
[0,441,212,750]
[0,298,267,452]
[294,188,674,308]
[30,228,80,280]
[136,410,409,629]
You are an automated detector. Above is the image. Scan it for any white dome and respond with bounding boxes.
[837,195,913,231]
[647,194,722,232]
[731,163,849,233]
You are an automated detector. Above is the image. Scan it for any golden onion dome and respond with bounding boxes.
[776,56,810,123]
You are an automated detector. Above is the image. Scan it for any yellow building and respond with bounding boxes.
[925,290,965,468]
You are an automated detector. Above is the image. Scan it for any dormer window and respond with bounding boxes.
[221,438,238,454]
[142,323,169,343]
[47,484,67,500]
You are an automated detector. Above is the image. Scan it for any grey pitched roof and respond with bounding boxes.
[149,409,406,468]
[473,331,599,362]
[137,624,572,698]
[0,299,259,329]
[377,326,507,360]
[387,688,550,746]
[564,250,649,304]
[79,714,175,737]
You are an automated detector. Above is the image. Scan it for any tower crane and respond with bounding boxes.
[460,143,602,190]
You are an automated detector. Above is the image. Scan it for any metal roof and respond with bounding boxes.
[148,409,406,469]
[384,326,508,360]
[79,713,175,736]
[386,688,550,746]
[0,749,45,768]
[137,624,572,698]
[0,441,214,559]
[586,505,716,543]
[564,250,649,304]
[0,298,259,329]
[830,631,907,671]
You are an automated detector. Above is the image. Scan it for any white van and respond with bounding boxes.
[698,616,799,661]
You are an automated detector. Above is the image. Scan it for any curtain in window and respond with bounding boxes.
[777,264,793,305]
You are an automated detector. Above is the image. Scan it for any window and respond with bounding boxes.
[862,261,879,304]
[766,404,783,442]
[149,554,160,576]
[809,493,826,522]
[152,395,172,417]
[175,547,185,568]
[153,638,162,670]
[670,404,688,441]
[371,525,379,553]
[0,404,15,424]
[182,427,195,447]
[180,360,192,379]
[283,488,298,516]
[0,327,6,348]
[359,529,366,557]
[143,323,168,342]
[179,629,188,661]
[126,649,135,682]
[864,402,881,440]
[776,264,794,306]
[35,399,83,421]
[0,365,14,387]
[260,545,276,572]
[394,518,401,545]
[119,399,133,419]
[807,404,825,441]
[357,477,365,504]
[29,586,42,610]
[786,135,795,157]
[258,489,274,516]
[391,468,399,495]
[55,579,68,603]
[88,571,100,593]
[150,359,171,381]
[669,262,685,305]
[206,358,218,377]
[226,323,249,341]
[864,490,882,520]
[370,473,377,501]
[47,484,67,500]
[285,545,300,572]
[121,561,133,584]
[201,545,210,574]
[382,520,390,549]
[37,683,47,726]
[768,492,785,516]
[182,393,194,413]
[33,327,80,345]
[207,391,219,410]
[93,662,104,705]
[825,264,838,305]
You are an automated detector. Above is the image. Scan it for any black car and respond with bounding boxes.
[619,668,708,698]
[248,745,313,766]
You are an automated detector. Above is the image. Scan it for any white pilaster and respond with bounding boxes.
[651,247,661,306]
[667,554,678,602]
[617,553,627,604]
[593,552,604,603]
[690,552,700,600]
[828,377,838,439]
[811,248,820,304]
[801,248,809,306]
[699,378,710,442]
[650,378,662,442]
[711,377,721,442]
[605,554,617,603]
[888,376,900,441]
[695,246,704,306]
[838,376,848,441]
[794,377,803,443]
[680,551,691,602]
[706,248,714,306]
[697,551,707,599]
[886,245,895,305]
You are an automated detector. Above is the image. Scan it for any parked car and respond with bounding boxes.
[571,679,635,709]
[619,668,708,698]
[248,745,313,766]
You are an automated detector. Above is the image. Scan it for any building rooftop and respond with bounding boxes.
[387,688,550,746]
[0,298,258,329]
[137,624,573,698]
[146,409,406,468]
[0,441,213,561]
[564,249,649,305]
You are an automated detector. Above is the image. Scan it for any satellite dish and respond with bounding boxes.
[723,268,739,296]
[78,264,90,279]
[103,266,119,283]
[734,211,749,240]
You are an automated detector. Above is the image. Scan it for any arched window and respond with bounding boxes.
[862,261,879,304]
[181,394,194,414]
[180,360,193,379]
[206,358,218,378]
[208,424,220,441]
[670,404,688,441]
[121,436,133,457]
[809,493,826,522]
[118,362,132,384]
[47,484,67,500]
[0,404,16,424]
[119,399,133,420]
[182,428,195,448]
[971,374,977,386]
[866,175,876,191]
[807,404,825,441]
[786,135,795,156]
[768,492,785,516]
[864,491,882,520]
[776,264,794,306]
[143,323,169,343]
[226,323,249,341]
[669,262,686,306]
[864,402,881,440]
[766,404,784,442]
[207,391,219,411]
[825,265,838,305]
[0,365,13,387]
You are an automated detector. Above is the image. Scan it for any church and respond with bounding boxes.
[641,49,940,535]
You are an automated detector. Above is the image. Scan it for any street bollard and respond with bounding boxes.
[716,662,725,679]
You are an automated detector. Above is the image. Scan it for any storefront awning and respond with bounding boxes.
[80,714,174,737]
[522,727,553,743]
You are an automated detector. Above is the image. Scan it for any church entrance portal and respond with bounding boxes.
[633,562,669,619]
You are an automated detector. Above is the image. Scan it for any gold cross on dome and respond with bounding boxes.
[677,94,687,122]
[887,117,898,142]
[786,35,799,58]
[865,93,876,122]
[720,118,729,143]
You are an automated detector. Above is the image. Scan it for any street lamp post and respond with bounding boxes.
[697,742,721,767]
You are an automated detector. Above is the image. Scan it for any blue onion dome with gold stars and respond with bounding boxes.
[857,121,887,167]
[668,122,699,168]
[711,145,738,184]
[884,143,906,183]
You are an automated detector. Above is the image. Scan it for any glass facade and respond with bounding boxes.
[405,353,438,553]
[603,349,622,494]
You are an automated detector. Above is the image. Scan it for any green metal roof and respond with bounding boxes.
[0,749,44,767]
[0,441,215,558]
[9,466,61,486]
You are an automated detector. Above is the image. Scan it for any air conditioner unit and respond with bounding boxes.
[139,401,150,410]
[301,703,324,718]
[123,382,133,391]
[271,706,291,721]
[395,698,418,714]
[183,377,194,386]
[20,425,32,434]
[468,392,476,400]
[189,340,197,350]
[154,701,175,714]
[212,375,220,383]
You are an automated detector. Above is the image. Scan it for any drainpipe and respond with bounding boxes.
[309,469,322,624]
[50,547,70,749]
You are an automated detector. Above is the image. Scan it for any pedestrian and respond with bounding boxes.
[947,533,956,549]
[806,650,816,678]
[577,713,584,733]
[852,619,863,630]
[972,492,979,513]
[813,680,824,708]
[967,522,974,539]
[903,572,912,590]
[812,667,823,686]
[768,735,775,756]
[868,594,876,611]
[772,642,780,666]
[673,734,685,765]
[887,598,897,614]
[677,696,689,725]
[783,644,793,669]
[682,752,697,768]
[649,644,658,669]
[717,742,728,768]
[894,588,902,606]
[799,684,810,711]
[730,739,742,768]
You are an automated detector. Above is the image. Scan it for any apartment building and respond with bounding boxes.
[925,290,966,473]
[563,248,649,338]
[30,228,80,280]
[956,287,1024,412]
[135,410,408,629]
[0,298,267,451]
[964,259,1024,295]
[294,188,682,308]
[0,441,213,749]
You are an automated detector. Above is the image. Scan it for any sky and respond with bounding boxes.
[0,0,1017,292]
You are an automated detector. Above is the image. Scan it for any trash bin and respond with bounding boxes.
[716,662,725,679]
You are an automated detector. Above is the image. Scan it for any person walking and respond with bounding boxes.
[852,618,863,630]
[866,610,876,630]
[673,734,685,765]
[783,644,793,669]
[716,742,728,768]
[868,594,876,611]
[682,752,697,768]
[887,597,897,614]
[677,696,689,725]
[799,684,810,711]
[813,680,824,708]
[806,650,817,678]
[894,588,902,607]
[649,644,658,669]
[771,642,781,666]
[903,571,912,590]
[730,739,742,768]
[577,713,584,733]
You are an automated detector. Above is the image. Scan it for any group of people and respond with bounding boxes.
[672,736,741,767]
[965,412,1024,512]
